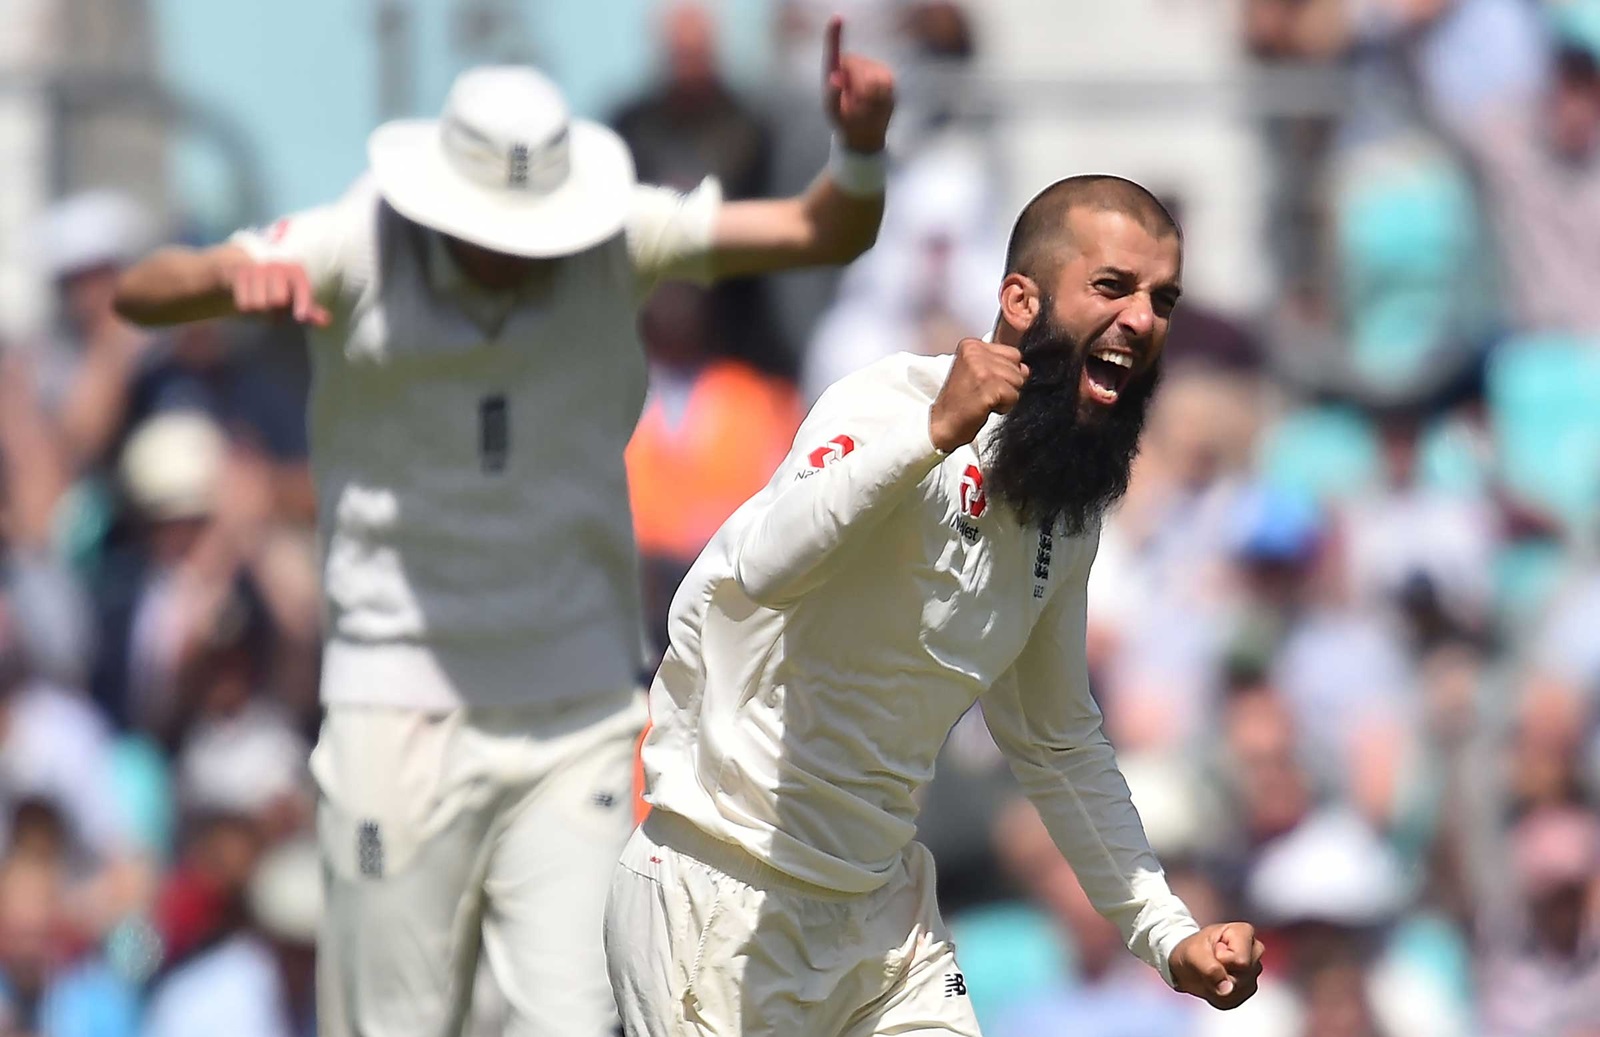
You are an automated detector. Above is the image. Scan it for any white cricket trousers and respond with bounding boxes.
[310,690,648,1037]
[604,810,983,1037]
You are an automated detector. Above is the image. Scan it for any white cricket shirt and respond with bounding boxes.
[643,352,1201,984]
[232,175,720,710]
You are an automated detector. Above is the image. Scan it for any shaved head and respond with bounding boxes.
[1004,175,1180,285]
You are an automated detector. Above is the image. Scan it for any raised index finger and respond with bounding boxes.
[824,15,843,76]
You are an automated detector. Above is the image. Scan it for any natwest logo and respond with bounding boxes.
[959,464,987,518]
[807,435,856,469]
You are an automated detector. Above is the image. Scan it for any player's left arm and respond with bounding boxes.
[981,536,1263,1008]
[627,17,891,291]
[707,17,891,279]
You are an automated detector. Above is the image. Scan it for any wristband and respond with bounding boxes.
[828,137,887,198]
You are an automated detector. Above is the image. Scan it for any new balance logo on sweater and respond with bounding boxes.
[944,972,967,998]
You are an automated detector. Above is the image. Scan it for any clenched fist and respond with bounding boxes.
[1169,922,1265,1011]
[928,338,1029,453]
[227,258,331,327]
[822,17,895,154]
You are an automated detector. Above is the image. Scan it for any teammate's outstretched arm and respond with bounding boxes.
[114,242,331,328]
[705,16,894,279]
[114,191,347,332]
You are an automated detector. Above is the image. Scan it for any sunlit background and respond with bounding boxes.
[2,1,1600,1035]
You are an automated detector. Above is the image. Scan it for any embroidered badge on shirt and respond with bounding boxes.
[949,465,986,543]
[799,435,857,479]
[1034,525,1053,598]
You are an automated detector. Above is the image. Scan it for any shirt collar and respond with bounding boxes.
[424,230,474,301]
[423,230,553,332]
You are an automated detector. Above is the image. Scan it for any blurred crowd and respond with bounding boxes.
[2,1,1600,1036]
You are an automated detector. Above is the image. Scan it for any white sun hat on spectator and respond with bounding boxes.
[36,190,155,278]
[367,66,636,258]
[118,411,227,521]
[249,836,322,945]
[1119,752,1210,859]
[1247,808,1411,927]
[177,702,310,818]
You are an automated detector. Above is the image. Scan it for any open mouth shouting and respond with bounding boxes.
[1082,346,1135,407]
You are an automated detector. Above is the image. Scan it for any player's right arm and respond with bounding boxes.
[114,244,329,328]
[114,193,355,328]
[731,339,1025,607]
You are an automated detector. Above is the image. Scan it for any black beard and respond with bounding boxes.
[982,308,1160,535]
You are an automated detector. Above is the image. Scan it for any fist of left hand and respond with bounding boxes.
[1169,922,1265,1011]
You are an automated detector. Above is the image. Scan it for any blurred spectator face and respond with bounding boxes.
[1377,418,1421,489]
[56,263,122,338]
[904,1,974,62]
[1244,0,1343,60]
[6,799,70,870]
[170,321,231,373]
[663,2,719,96]
[1142,372,1255,492]
[1301,958,1382,1037]
[0,860,63,1004]
[640,282,714,370]
[1228,487,1326,611]
[1551,50,1600,163]
[1225,687,1313,843]
[196,816,260,893]
[1510,681,1589,811]
[1512,806,1600,958]
[186,599,264,720]
[146,517,210,569]
[38,191,151,336]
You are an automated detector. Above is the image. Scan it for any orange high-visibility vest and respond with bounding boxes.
[626,361,802,561]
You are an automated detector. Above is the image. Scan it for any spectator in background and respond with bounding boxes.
[0,612,127,880]
[1342,406,1497,650]
[168,584,312,843]
[1086,370,1264,750]
[1206,681,1322,899]
[143,835,319,1037]
[613,2,771,199]
[987,797,1199,1037]
[1507,678,1594,815]
[1401,0,1600,335]
[1219,487,1417,830]
[99,413,319,739]
[28,192,155,476]
[1477,805,1600,1037]
[0,354,132,875]
[147,810,260,980]
[0,851,137,1037]
[1245,808,1471,1037]
[612,1,792,374]
[0,351,93,692]
[625,283,802,657]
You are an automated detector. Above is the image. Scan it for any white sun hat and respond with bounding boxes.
[119,411,227,521]
[368,65,636,258]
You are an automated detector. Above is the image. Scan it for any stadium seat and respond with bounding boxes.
[1485,334,1600,534]
[1258,405,1381,503]
[947,902,1072,1028]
